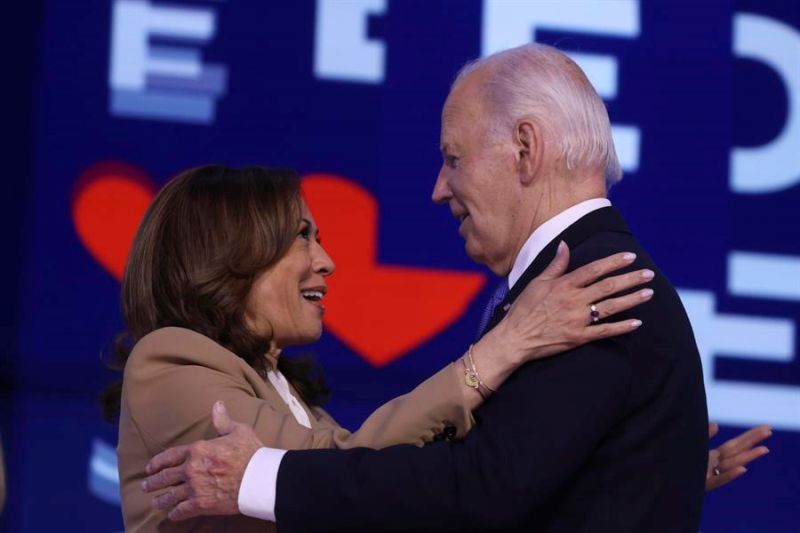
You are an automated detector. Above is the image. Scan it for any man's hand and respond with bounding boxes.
[705,422,771,491]
[142,401,263,520]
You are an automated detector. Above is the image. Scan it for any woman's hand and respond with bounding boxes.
[706,422,771,491]
[492,241,652,365]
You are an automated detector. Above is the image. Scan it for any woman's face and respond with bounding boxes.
[244,200,335,347]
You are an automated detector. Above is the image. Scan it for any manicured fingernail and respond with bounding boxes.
[141,480,149,491]
[214,401,224,412]
[557,241,567,254]
[641,288,654,298]
[642,270,654,280]
[630,319,642,328]
[623,252,636,261]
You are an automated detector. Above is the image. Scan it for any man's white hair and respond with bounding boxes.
[455,43,622,185]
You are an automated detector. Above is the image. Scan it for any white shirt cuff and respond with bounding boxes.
[237,447,288,521]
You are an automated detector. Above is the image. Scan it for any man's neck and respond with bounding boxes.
[507,198,611,289]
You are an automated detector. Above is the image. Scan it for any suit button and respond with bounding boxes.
[443,423,457,441]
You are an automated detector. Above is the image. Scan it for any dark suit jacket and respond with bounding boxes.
[274,207,709,532]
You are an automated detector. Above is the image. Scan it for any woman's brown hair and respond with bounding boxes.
[102,165,329,419]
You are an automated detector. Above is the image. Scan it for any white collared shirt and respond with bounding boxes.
[237,197,613,522]
[266,370,312,429]
[237,370,310,521]
[508,198,611,290]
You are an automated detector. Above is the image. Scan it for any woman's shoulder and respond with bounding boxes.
[127,327,242,374]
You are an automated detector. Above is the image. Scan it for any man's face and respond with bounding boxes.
[431,75,524,275]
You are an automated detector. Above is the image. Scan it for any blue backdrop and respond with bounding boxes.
[2,0,799,531]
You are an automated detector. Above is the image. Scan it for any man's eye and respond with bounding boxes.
[444,155,459,169]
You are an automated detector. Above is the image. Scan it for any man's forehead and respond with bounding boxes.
[441,74,487,130]
[440,94,471,141]
[439,117,462,152]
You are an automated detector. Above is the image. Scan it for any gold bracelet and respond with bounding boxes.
[468,344,496,395]
[462,344,495,398]
[461,353,481,392]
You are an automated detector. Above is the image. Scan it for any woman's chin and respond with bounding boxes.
[282,327,323,347]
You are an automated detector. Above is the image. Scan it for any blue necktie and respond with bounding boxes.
[476,279,509,337]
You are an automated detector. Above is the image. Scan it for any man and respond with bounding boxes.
[142,43,771,530]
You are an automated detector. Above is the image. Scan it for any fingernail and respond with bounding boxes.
[557,241,567,254]
[630,319,642,328]
[623,252,636,261]
[642,270,654,280]
[141,480,149,491]
[214,401,224,412]
[641,288,654,298]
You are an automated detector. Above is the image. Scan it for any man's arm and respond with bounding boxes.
[143,408,775,524]
[272,345,633,531]
[143,343,632,526]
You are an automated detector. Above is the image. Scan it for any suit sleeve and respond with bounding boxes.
[122,333,474,455]
[274,341,634,532]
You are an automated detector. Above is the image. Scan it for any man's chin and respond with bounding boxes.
[465,242,508,275]
[464,241,488,267]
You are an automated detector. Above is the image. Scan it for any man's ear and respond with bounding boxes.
[514,118,543,186]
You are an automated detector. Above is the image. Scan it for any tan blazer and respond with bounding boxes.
[118,327,474,532]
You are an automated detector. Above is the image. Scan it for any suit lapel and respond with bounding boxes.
[480,207,632,337]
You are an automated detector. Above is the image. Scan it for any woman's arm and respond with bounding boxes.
[126,244,651,457]
[458,243,650,411]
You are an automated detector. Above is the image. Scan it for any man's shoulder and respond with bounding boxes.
[569,228,647,267]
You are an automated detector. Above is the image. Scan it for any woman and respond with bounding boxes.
[110,165,651,531]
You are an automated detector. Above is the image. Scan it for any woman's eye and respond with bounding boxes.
[298,226,311,240]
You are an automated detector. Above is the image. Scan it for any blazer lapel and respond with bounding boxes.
[480,207,632,337]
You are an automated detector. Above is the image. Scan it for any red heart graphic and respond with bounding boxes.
[72,165,485,366]
[72,162,155,280]
[302,174,485,366]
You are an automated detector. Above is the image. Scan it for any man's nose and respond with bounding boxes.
[431,172,451,204]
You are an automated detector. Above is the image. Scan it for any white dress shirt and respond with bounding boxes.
[237,197,612,522]
[508,198,611,290]
[237,369,309,520]
[266,370,312,429]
